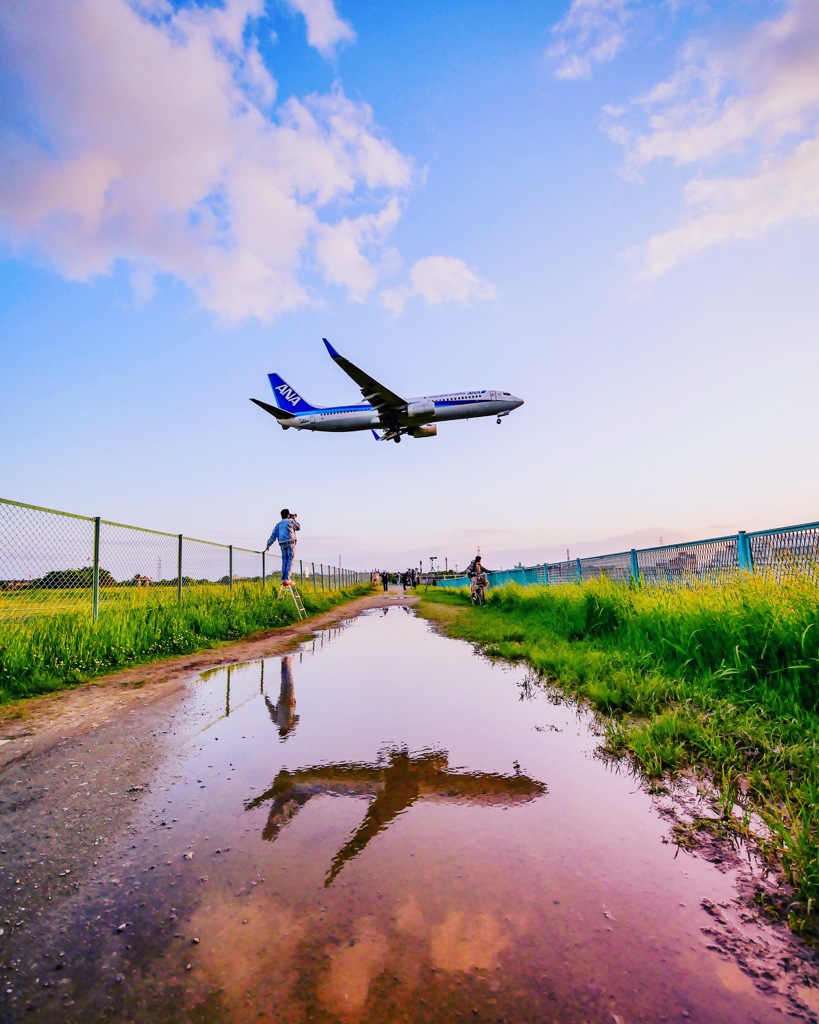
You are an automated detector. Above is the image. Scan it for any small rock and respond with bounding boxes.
[191,937,200,945]
[116,924,127,933]
[183,852,193,861]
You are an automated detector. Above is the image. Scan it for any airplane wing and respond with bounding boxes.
[323,338,407,420]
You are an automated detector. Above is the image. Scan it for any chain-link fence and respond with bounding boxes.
[435,520,819,591]
[0,498,370,625]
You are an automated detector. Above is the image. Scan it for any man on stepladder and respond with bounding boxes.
[264,508,300,586]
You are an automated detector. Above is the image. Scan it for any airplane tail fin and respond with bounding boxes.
[267,373,318,414]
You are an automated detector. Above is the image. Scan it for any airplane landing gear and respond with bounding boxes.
[496,416,502,425]
[394,435,401,443]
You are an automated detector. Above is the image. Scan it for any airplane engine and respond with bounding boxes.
[406,400,435,419]
[409,424,437,438]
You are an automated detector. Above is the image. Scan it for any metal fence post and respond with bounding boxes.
[177,534,183,604]
[299,558,304,587]
[630,548,639,585]
[229,545,233,591]
[576,558,582,585]
[312,561,316,591]
[737,531,754,572]
[92,516,101,620]
[262,551,266,588]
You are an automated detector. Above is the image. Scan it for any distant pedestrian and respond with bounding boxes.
[382,571,389,592]
[264,508,300,585]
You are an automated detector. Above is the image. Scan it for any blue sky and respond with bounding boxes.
[2,0,818,571]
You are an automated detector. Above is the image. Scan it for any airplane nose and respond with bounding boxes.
[513,396,524,408]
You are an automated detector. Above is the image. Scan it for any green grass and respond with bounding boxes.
[422,573,819,932]
[0,582,374,703]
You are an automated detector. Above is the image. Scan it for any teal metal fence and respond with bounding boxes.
[0,497,370,624]
[435,519,819,591]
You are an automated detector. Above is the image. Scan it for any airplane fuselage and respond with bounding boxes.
[280,390,522,432]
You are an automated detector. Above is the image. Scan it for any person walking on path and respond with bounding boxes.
[382,571,390,592]
[264,509,300,585]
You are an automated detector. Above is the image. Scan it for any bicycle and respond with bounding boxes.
[470,572,489,606]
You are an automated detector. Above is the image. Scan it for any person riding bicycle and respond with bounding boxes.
[466,555,490,598]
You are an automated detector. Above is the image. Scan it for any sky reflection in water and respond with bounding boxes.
[130,606,797,1023]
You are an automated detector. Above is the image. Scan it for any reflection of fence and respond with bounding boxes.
[436,520,819,591]
[0,498,369,624]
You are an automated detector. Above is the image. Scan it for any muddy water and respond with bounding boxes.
[12,607,819,1022]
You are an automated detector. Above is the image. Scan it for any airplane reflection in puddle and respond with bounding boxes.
[246,655,547,885]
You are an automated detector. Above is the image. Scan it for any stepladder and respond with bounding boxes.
[279,581,307,620]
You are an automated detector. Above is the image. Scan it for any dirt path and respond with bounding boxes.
[3,590,819,1022]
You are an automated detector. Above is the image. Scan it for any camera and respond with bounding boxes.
[290,512,297,518]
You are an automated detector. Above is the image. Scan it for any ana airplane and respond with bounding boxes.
[250,338,524,443]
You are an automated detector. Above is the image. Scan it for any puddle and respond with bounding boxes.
[7,607,819,1023]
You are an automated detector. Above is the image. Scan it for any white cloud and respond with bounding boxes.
[639,133,819,279]
[0,0,408,322]
[381,256,496,315]
[547,0,635,80]
[315,198,402,299]
[607,0,819,277]
[285,0,355,58]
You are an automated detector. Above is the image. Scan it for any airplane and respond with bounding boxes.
[250,338,524,443]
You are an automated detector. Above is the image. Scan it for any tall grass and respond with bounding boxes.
[0,582,373,703]
[423,572,819,930]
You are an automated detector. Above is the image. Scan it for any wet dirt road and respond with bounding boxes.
[1,598,818,1023]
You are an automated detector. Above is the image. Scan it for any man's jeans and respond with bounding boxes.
[280,542,295,582]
